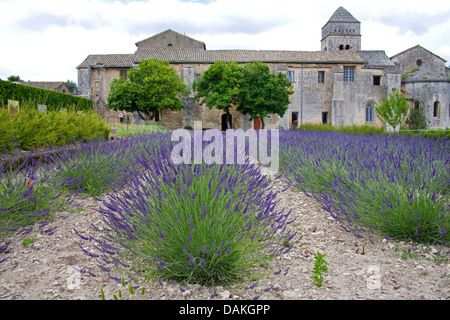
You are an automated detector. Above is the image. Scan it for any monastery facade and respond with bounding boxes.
[77,7,449,130]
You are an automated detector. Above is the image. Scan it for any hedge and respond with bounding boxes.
[0,108,110,153]
[0,79,93,112]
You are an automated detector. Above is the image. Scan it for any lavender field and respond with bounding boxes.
[0,129,448,289]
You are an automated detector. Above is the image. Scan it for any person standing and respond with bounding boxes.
[119,112,124,123]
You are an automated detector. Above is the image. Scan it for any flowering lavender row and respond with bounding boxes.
[279,130,449,245]
[78,132,296,286]
[0,151,83,248]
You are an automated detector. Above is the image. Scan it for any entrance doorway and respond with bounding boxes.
[291,112,298,125]
[253,117,261,130]
[221,113,232,131]
[322,112,328,124]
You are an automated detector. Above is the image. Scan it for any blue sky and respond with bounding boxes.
[0,0,449,83]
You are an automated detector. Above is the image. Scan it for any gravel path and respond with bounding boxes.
[0,175,449,301]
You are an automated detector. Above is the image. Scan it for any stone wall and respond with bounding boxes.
[391,46,447,75]
[403,80,450,129]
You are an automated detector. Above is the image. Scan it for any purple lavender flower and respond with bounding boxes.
[201,203,206,219]
[158,226,165,239]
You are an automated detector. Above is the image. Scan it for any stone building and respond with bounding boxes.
[391,45,450,129]
[77,7,449,130]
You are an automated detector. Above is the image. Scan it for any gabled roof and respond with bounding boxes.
[135,29,206,49]
[390,44,447,62]
[325,6,360,24]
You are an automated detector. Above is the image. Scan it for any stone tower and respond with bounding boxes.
[321,6,361,52]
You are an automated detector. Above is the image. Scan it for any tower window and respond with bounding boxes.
[345,45,350,50]
[339,45,344,50]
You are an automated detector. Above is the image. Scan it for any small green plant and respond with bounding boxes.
[432,252,449,266]
[401,249,419,261]
[311,251,328,287]
[22,237,36,246]
[101,273,151,300]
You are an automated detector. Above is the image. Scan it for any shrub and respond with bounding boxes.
[422,128,450,140]
[0,157,79,241]
[77,133,296,287]
[48,137,140,196]
[296,123,385,135]
[0,109,110,152]
[280,130,449,245]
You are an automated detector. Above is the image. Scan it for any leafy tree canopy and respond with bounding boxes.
[193,60,293,129]
[239,61,293,128]
[65,80,78,94]
[107,59,189,120]
[7,75,21,82]
[193,61,243,129]
[375,88,410,131]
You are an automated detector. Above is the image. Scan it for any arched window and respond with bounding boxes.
[366,104,374,123]
[339,45,344,50]
[433,101,440,118]
[345,45,350,50]
[167,43,173,47]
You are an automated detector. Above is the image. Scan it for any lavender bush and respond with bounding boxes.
[0,154,79,242]
[48,137,142,196]
[79,132,296,287]
[280,130,449,245]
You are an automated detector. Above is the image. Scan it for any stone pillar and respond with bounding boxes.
[331,66,344,127]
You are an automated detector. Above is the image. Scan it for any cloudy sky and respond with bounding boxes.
[0,0,449,84]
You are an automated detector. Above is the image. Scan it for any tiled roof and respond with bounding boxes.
[326,7,360,23]
[77,54,136,68]
[356,51,397,68]
[135,48,366,64]
[77,48,367,68]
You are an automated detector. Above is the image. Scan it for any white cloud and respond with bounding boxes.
[0,0,448,82]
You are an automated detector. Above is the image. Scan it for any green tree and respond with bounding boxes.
[375,88,410,131]
[65,80,78,94]
[239,61,293,129]
[107,59,189,120]
[194,61,293,130]
[193,61,243,129]
[403,101,429,131]
[7,75,21,82]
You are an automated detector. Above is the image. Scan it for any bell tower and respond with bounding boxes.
[321,7,361,52]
